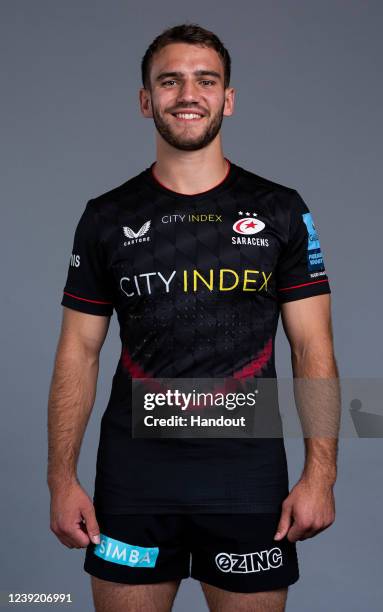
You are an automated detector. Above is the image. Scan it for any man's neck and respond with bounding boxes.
[152,151,229,195]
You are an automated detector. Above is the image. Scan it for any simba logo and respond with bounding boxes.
[94,534,159,568]
[123,221,151,246]
[215,548,282,573]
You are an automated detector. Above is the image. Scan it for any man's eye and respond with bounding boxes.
[161,79,215,87]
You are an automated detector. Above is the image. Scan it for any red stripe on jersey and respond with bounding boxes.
[233,338,273,378]
[278,279,329,291]
[63,291,112,305]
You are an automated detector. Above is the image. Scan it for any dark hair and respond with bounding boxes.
[141,23,231,90]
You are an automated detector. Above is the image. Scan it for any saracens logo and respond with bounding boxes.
[232,212,269,247]
[233,211,265,235]
[123,221,151,246]
[215,548,283,574]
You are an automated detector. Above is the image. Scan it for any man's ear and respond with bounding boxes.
[139,87,153,118]
[223,87,235,117]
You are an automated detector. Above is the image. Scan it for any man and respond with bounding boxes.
[48,23,339,612]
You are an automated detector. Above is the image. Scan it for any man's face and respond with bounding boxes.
[140,43,234,151]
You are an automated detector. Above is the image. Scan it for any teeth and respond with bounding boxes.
[175,113,202,119]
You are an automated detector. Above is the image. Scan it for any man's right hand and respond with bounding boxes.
[49,480,101,549]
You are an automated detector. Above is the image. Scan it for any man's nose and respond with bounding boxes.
[176,79,200,103]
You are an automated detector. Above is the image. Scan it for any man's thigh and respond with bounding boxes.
[201,582,288,612]
[91,575,181,612]
[84,513,190,611]
[189,514,299,598]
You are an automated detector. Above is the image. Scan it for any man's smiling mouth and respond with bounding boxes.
[171,111,205,121]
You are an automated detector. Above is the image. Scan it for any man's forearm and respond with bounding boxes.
[291,344,340,486]
[47,345,99,490]
[301,437,337,485]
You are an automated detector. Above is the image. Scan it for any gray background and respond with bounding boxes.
[1,0,382,610]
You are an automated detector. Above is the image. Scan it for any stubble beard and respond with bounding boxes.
[151,101,225,151]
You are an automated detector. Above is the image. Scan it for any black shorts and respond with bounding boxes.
[84,512,299,593]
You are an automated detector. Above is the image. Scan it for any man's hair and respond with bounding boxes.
[141,23,231,90]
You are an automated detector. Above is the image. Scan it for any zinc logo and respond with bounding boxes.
[215,548,283,573]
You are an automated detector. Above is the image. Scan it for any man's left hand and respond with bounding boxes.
[274,476,336,543]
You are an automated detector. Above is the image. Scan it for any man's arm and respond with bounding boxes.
[47,307,110,548]
[274,293,340,542]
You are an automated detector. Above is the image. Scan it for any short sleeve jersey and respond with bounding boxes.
[61,159,331,514]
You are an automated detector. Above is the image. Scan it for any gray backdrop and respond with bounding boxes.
[1,0,382,610]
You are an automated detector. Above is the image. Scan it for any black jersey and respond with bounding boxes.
[61,159,331,514]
